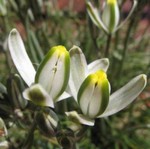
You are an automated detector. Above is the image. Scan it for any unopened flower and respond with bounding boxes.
[8,29,70,107]
[35,109,58,137]
[67,46,147,126]
[87,0,137,34]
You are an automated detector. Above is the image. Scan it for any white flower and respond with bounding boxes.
[69,45,109,101]
[87,0,137,34]
[8,29,70,107]
[67,46,147,126]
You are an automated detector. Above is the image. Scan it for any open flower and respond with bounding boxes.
[66,46,147,126]
[69,45,109,101]
[8,29,70,107]
[87,0,137,34]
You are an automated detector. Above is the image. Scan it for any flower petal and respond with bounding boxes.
[78,70,110,119]
[99,74,147,117]
[35,46,70,102]
[8,29,36,86]
[115,0,137,32]
[57,91,71,102]
[102,0,120,33]
[65,111,95,126]
[86,2,108,33]
[87,58,109,75]
[23,84,54,108]
[69,45,87,100]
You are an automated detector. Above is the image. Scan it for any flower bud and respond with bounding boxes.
[102,0,120,33]
[35,46,70,102]
[56,129,75,149]
[78,70,110,119]
[35,110,58,137]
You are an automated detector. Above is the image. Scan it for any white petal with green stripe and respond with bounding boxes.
[35,46,70,102]
[8,29,36,86]
[115,0,137,32]
[23,84,54,107]
[78,70,110,119]
[69,45,87,100]
[99,74,147,117]
[86,2,108,33]
[102,0,120,33]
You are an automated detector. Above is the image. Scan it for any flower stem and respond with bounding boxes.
[117,17,135,77]
[104,34,112,57]
[22,114,37,148]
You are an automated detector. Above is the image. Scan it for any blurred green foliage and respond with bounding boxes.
[0,0,150,148]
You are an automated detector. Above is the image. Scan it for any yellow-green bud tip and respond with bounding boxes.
[91,70,107,84]
[54,46,68,56]
[107,0,117,5]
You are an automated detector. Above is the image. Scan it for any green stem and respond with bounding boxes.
[22,115,37,148]
[76,126,88,141]
[88,18,100,53]
[104,34,112,57]
[117,17,135,77]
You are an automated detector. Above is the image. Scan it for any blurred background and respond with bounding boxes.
[0,0,150,148]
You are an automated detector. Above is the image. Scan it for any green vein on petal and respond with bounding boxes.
[35,46,70,102]
[86,2,108,33]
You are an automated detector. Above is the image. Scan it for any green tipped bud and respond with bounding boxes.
[35,110,58,137]
[78,70,110,119]
[35,46,70,102]
[56,129,75,149]
[102,0,120,33]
